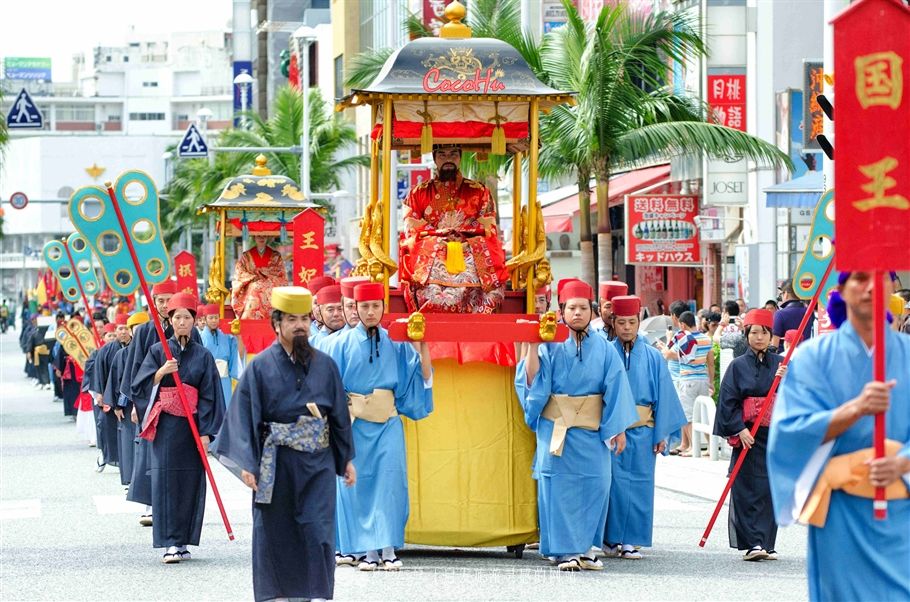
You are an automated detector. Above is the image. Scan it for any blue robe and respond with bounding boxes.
[200,327,242,408]
[606,337,686,547]
[516,330,638,557]
[328,323,433,554]
[769,323,910,602]
[212,342,354,602]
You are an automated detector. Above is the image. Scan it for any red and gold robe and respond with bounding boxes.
[231,246,288,320]
[399,175,508,313]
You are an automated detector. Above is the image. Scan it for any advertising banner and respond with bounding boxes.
[802,61,824,150]
[3,57,51,81]
[707,74,746,131]
[625,194,700,265]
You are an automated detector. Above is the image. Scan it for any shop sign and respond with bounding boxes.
[625,194,700,265]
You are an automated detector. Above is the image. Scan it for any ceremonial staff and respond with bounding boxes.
[60,237,103,349]
[102,180,235,541]
[699,258,835,547]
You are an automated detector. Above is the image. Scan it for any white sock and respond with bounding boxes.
[557,554,580,563]
[381,546,396,561]
[365,550,380,563]
[145,505,152,513]
[621,544,635,552]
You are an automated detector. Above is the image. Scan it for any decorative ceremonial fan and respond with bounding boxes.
[69,170,170,295]
[43,233,102,302]
[793,189,839,301]
[55,318,97,370]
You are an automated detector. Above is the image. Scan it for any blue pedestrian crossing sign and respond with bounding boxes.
[178,123,208,158]
[6,88,43,129]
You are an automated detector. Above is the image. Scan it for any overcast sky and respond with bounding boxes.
[0,0,234,82]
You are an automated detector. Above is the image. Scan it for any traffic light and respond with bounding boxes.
[280,49,291,78]
[815,94,834,160]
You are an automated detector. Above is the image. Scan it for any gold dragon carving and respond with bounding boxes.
[505,202,552,292]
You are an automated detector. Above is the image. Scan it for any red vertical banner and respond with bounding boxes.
[173,250,199,298]
[707,74,747,131]
[422,0,454,37]
[625,194,700,265]
[292,209,325,286]
[833,0,910,271]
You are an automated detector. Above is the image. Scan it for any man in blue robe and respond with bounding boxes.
[604,295,686,559]
[517,279,638,571]
[769,271,910,601]
[199,304,242,407]
[213,286,355,602]
[328,281,433,571]
[310,285,346,352]
[305,276,336,337]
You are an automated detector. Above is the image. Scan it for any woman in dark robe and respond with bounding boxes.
[133,293,224,564]
[713,309,787,561]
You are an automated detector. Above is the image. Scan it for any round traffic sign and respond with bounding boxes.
[9,191,28,210]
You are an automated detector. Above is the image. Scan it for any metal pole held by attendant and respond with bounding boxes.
[699,258,836,547]
[61,238,103,349]
[103,182,235,541]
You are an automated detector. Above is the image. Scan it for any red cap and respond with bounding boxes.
[744,309,774,329]
[196,304,206,315]
[559,280,593,304]
[114,313,129,326]
[166,292,199,316]
[598,280,628,302]
[151,280,177,296]
[784,329,800,348]
[316,285,342,305]
[556,278,581,300]
[201,304,220,317]
[353,282,385,302]
[103,323,117,334]
[535,286,552,302]
[306,276,336,295]
[611,295,641,317]
[340,276,370,298]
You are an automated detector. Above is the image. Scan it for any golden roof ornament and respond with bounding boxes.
[251,154,272,176]
[440,0,472,39]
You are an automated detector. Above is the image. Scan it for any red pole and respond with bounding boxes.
[61,238,103,349]
[872,271,887,520]
[103,182,234,540]
[698,258,836,547]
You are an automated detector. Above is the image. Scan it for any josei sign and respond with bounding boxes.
[625,194,701,266]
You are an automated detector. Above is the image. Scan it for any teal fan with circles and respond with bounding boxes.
[793,189,839,302]
[43,232,103,302]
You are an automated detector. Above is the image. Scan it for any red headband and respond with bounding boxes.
[201,304,220,317]
[598,280,628,302]
[151,280,177,296]
[103,323,117,334]
[611,295,641,317]
[744,309,774,329]
[307,276,336,295]
[340,276,370,298]
[559,281,593,304]
[316,285,342,305]
[114,313,129,326]
[166,292,199,316]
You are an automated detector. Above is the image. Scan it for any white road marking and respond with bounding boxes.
[0,499,42,520]
[92,495,146,515]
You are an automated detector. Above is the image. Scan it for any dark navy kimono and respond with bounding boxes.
[212,342,354,602]
[134,337,224,549]
[91,341,125,465]
[104,346,134,486]
[714,347,782,552]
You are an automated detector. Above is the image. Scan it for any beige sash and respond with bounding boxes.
[627,405,655,430]
[799,439,909,527]
[348,388,397,424]
[540,394,603,456]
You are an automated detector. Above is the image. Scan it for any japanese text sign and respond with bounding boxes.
[707,74,747,132]
[803,61,824,149]
[292,209,325,286]
[625,194,701,266]
[173,250,198,298]
[833,0,910,271]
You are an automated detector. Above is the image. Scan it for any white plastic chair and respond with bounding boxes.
[691,395,729,461]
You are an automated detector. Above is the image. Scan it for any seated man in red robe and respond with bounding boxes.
[231,235,288,320]
[399,145,508,313]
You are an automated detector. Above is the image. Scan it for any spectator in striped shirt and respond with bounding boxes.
[662,311,714,456]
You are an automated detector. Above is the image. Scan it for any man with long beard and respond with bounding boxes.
[399,144,508,313]
[213,286,355,602]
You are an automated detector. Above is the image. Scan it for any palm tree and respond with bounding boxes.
[546,0,792,281]
[161,86,368,246]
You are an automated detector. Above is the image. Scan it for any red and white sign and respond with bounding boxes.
[422,0,454,36]
[9,191,28,210]
[173,251,198,298]
[707,74,747,132]
[625,194,700,266]
[833,0,910,271]
[291,209,325,286]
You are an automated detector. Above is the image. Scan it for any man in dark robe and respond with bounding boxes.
[133,293,224,564]
[20,314,37,380]
[85,323,116,466]
[213,286,355,602]
[92,314,133,467]
[53,345,79,418]
[105,312,148,487]
[28,319,53,390]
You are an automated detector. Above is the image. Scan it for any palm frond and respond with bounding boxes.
[344,47,396,89]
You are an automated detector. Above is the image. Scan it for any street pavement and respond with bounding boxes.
[0,328,809,601]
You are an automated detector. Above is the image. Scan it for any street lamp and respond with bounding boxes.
[233,70,254,129]
[293,25,317,198]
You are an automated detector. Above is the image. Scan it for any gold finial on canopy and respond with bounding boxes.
[440,0,472,39]
[251,154,271,176]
